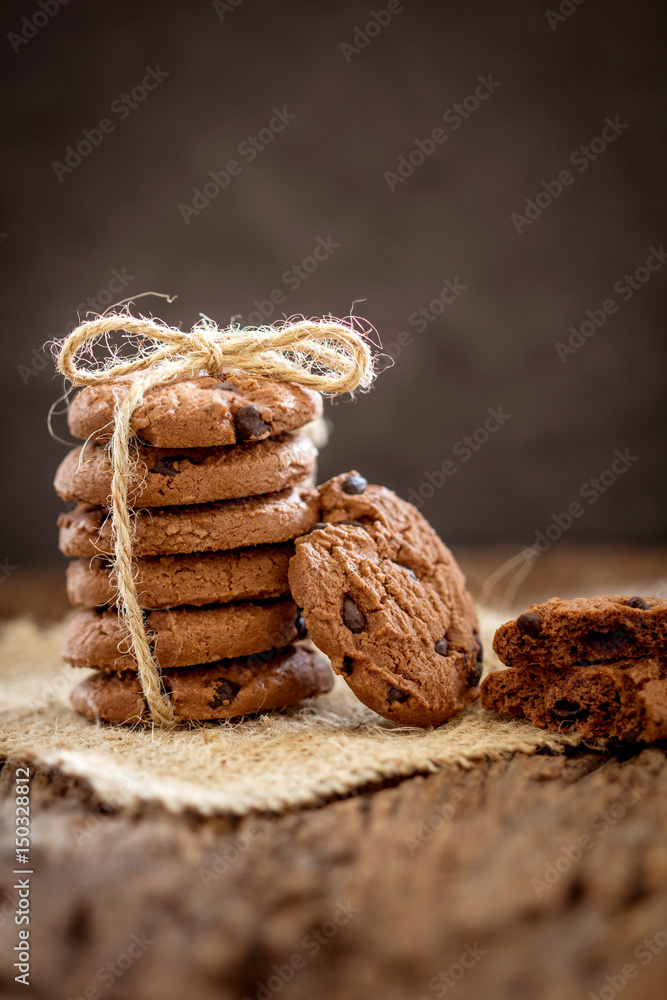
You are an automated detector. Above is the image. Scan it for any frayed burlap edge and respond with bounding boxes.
[0,609,607,817]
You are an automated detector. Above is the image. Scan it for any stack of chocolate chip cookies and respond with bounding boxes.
[481,595,667,742]
[54,374,334,724]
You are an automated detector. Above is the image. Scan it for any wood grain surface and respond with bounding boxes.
[0,747,666,1000]
[1,559,666,1000]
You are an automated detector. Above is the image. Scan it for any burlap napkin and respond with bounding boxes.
[0,608,602,817]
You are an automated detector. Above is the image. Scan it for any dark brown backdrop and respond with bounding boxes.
[1,0,665,568]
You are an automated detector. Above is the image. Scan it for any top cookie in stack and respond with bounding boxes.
[54,374,334,724]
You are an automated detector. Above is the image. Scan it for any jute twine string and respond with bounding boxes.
[56,312,376,726]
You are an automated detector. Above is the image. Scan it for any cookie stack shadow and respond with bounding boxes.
[54,374,334,725]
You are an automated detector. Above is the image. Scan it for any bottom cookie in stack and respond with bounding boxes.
[481,595,667,742]
[71,645,334,725]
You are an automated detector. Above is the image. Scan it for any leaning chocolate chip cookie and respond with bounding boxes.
[66,543,293,609]
[58,486,320,558]
[71,644,334,724]
[62,598,299,669]
[54,433,316,506]
[481,658,667,742]
[288,472,481,726]
[68,373,322,447]
[493,595,667,669]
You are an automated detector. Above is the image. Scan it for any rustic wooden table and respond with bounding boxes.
[1,550,666,1000]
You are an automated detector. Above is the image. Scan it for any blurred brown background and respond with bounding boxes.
[0,0,665,574]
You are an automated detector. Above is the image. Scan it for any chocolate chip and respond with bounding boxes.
[152,457,180,477]
[516,612,542,637]
[212,381,240,393]
[210,679,241,709]
[303,521,329,535]
[341,519,366,529]
[475,637,484,663]
[342,474,367,495]
[295,613,308,640]
[551,698,585,721]
[343,595,366,633]
[467,661,483,686]
[234,404,272,441]
[387,686,409,703]
[434,637,448,656]
[341,657,354,675]
[626,596,651,610]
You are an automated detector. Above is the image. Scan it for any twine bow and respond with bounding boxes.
[56,311,376,726]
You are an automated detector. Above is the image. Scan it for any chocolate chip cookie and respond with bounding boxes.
[68,373,322,447]
[493,595,667,669]
[481,657,667,742]
[71,644,334,724]
[54,433,317,506]
[58,486,320,558]
[66,543,292,609]
[288,472,481,726]
[62,597,299,669]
